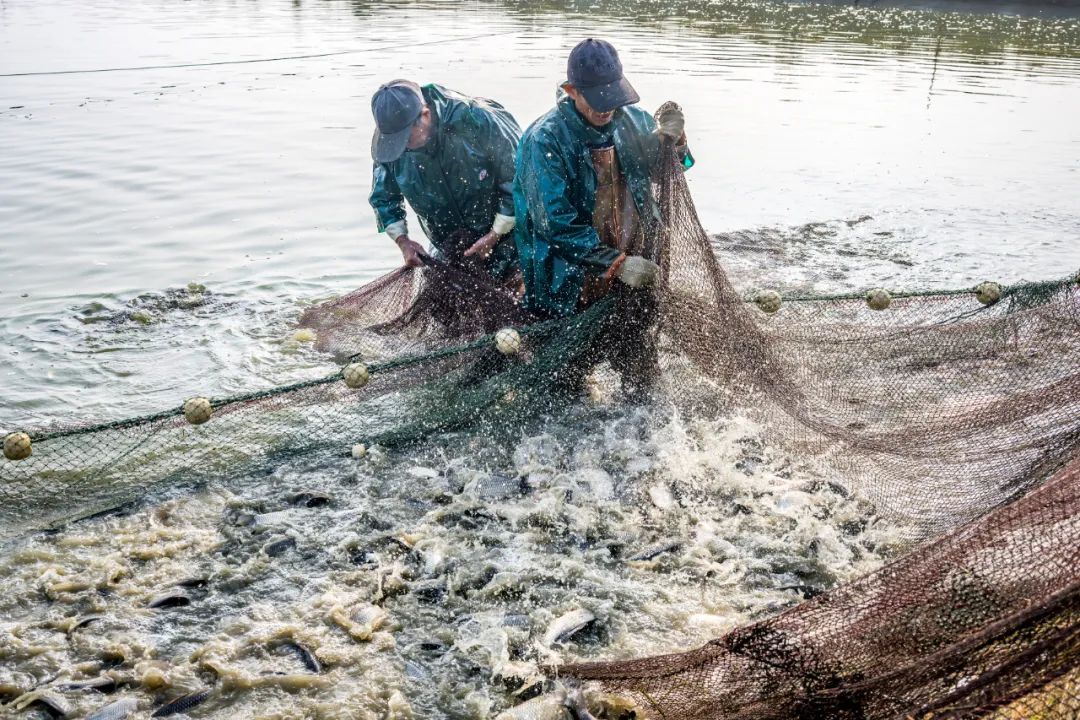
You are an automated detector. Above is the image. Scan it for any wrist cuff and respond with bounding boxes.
[491,213,516,236]
[603,254,628,283]
[385,221,408,242]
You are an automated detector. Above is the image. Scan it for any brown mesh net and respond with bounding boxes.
[549,140,1080,716]
[564,455,1080,719]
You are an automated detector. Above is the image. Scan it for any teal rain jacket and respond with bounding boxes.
[369,84,522,278]
[512,94,693,317]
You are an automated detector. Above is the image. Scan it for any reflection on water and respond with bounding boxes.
[1,0,1078,425]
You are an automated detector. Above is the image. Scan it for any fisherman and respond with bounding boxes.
[512,39,692,319]
[369,80,522,280]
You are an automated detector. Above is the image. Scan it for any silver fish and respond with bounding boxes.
[150,688,211,717]
[542,609,595,647]
[61,676,117,693]
[494,690,569,720]
[565,690,599,720]
[628,540,681,562]
[13,690,72,718]
[86,698,138,720]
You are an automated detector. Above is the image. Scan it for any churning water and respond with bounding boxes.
[1,0,1079,717]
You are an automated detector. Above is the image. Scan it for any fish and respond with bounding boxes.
[274,639,321,673]
[61,676,117,693]
[147,590,191,609]
[404,660,429,681]
[503,614,531,630]
[13,690,73,718]
[542,609,595,647]
[467,473,526,500]
[287,491,332,508]
[150,689,211,717]
[261,537,297,557]
[415,639,449,655]
[565,690,600,720]
[494,690,569,720]
[67,615,106,633]
[86,698,138,720]
[252,510,293,527]
[627,540,681,562]
[409,578,446,603]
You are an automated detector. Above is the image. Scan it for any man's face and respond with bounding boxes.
[406,106,434,150]
[564,84,615,128]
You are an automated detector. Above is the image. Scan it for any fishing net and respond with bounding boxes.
[2,133,1079,717]
[565,454,1080,719]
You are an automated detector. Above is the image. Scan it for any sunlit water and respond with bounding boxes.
[1,1,1079,718]
[2,0,1079,425]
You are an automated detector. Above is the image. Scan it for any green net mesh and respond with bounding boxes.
[2,141,1079,717]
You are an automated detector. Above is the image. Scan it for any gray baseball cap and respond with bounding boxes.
[371,80,424,163]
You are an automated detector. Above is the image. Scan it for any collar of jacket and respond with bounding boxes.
[409,84,450,156]
[556,98,620,146]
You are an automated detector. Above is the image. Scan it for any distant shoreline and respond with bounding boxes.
[803,0,1080,15]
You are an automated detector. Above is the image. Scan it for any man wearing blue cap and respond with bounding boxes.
[513,39,691,318]
[369,80,522,280]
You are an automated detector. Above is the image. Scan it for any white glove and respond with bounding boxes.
[656,102,685,141]
[616,255,659,288]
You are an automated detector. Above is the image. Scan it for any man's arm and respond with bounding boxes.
[464,104,522,259]
[369,163,426,267]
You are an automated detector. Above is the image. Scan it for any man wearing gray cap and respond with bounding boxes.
[369,80,522,280]
[513,39,691,319]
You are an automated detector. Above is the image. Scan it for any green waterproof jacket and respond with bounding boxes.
[512,95,693,317]
[369,84,522,278]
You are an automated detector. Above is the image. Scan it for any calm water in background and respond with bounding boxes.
[1,0,1079,427]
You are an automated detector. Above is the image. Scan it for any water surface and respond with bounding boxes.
[1,0,1078,426]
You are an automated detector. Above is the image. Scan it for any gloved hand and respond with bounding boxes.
[656,102,685,142]
[395,236,428,268]
[616,255,659,288]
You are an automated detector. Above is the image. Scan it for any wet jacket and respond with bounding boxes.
[513,95,693,317]
[369,84,522,278]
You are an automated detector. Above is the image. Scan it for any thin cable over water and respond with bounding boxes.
[0,30,518,79]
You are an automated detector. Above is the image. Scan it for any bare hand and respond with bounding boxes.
[463,230,501,260]
[396,236,428,268]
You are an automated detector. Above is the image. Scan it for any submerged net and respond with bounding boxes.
[2,140,1079,717]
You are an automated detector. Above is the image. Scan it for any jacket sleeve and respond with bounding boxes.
[471,103,522,219]
[368,163,407,232]
[520,135,621,270]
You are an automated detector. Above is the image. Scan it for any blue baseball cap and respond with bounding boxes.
[566,39,639,113]
[371,80,424,163]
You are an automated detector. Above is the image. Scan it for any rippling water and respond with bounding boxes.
[2,0,1079,425]
[1,1,1079,718]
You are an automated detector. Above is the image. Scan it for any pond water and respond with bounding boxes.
[1,0,1078,425]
